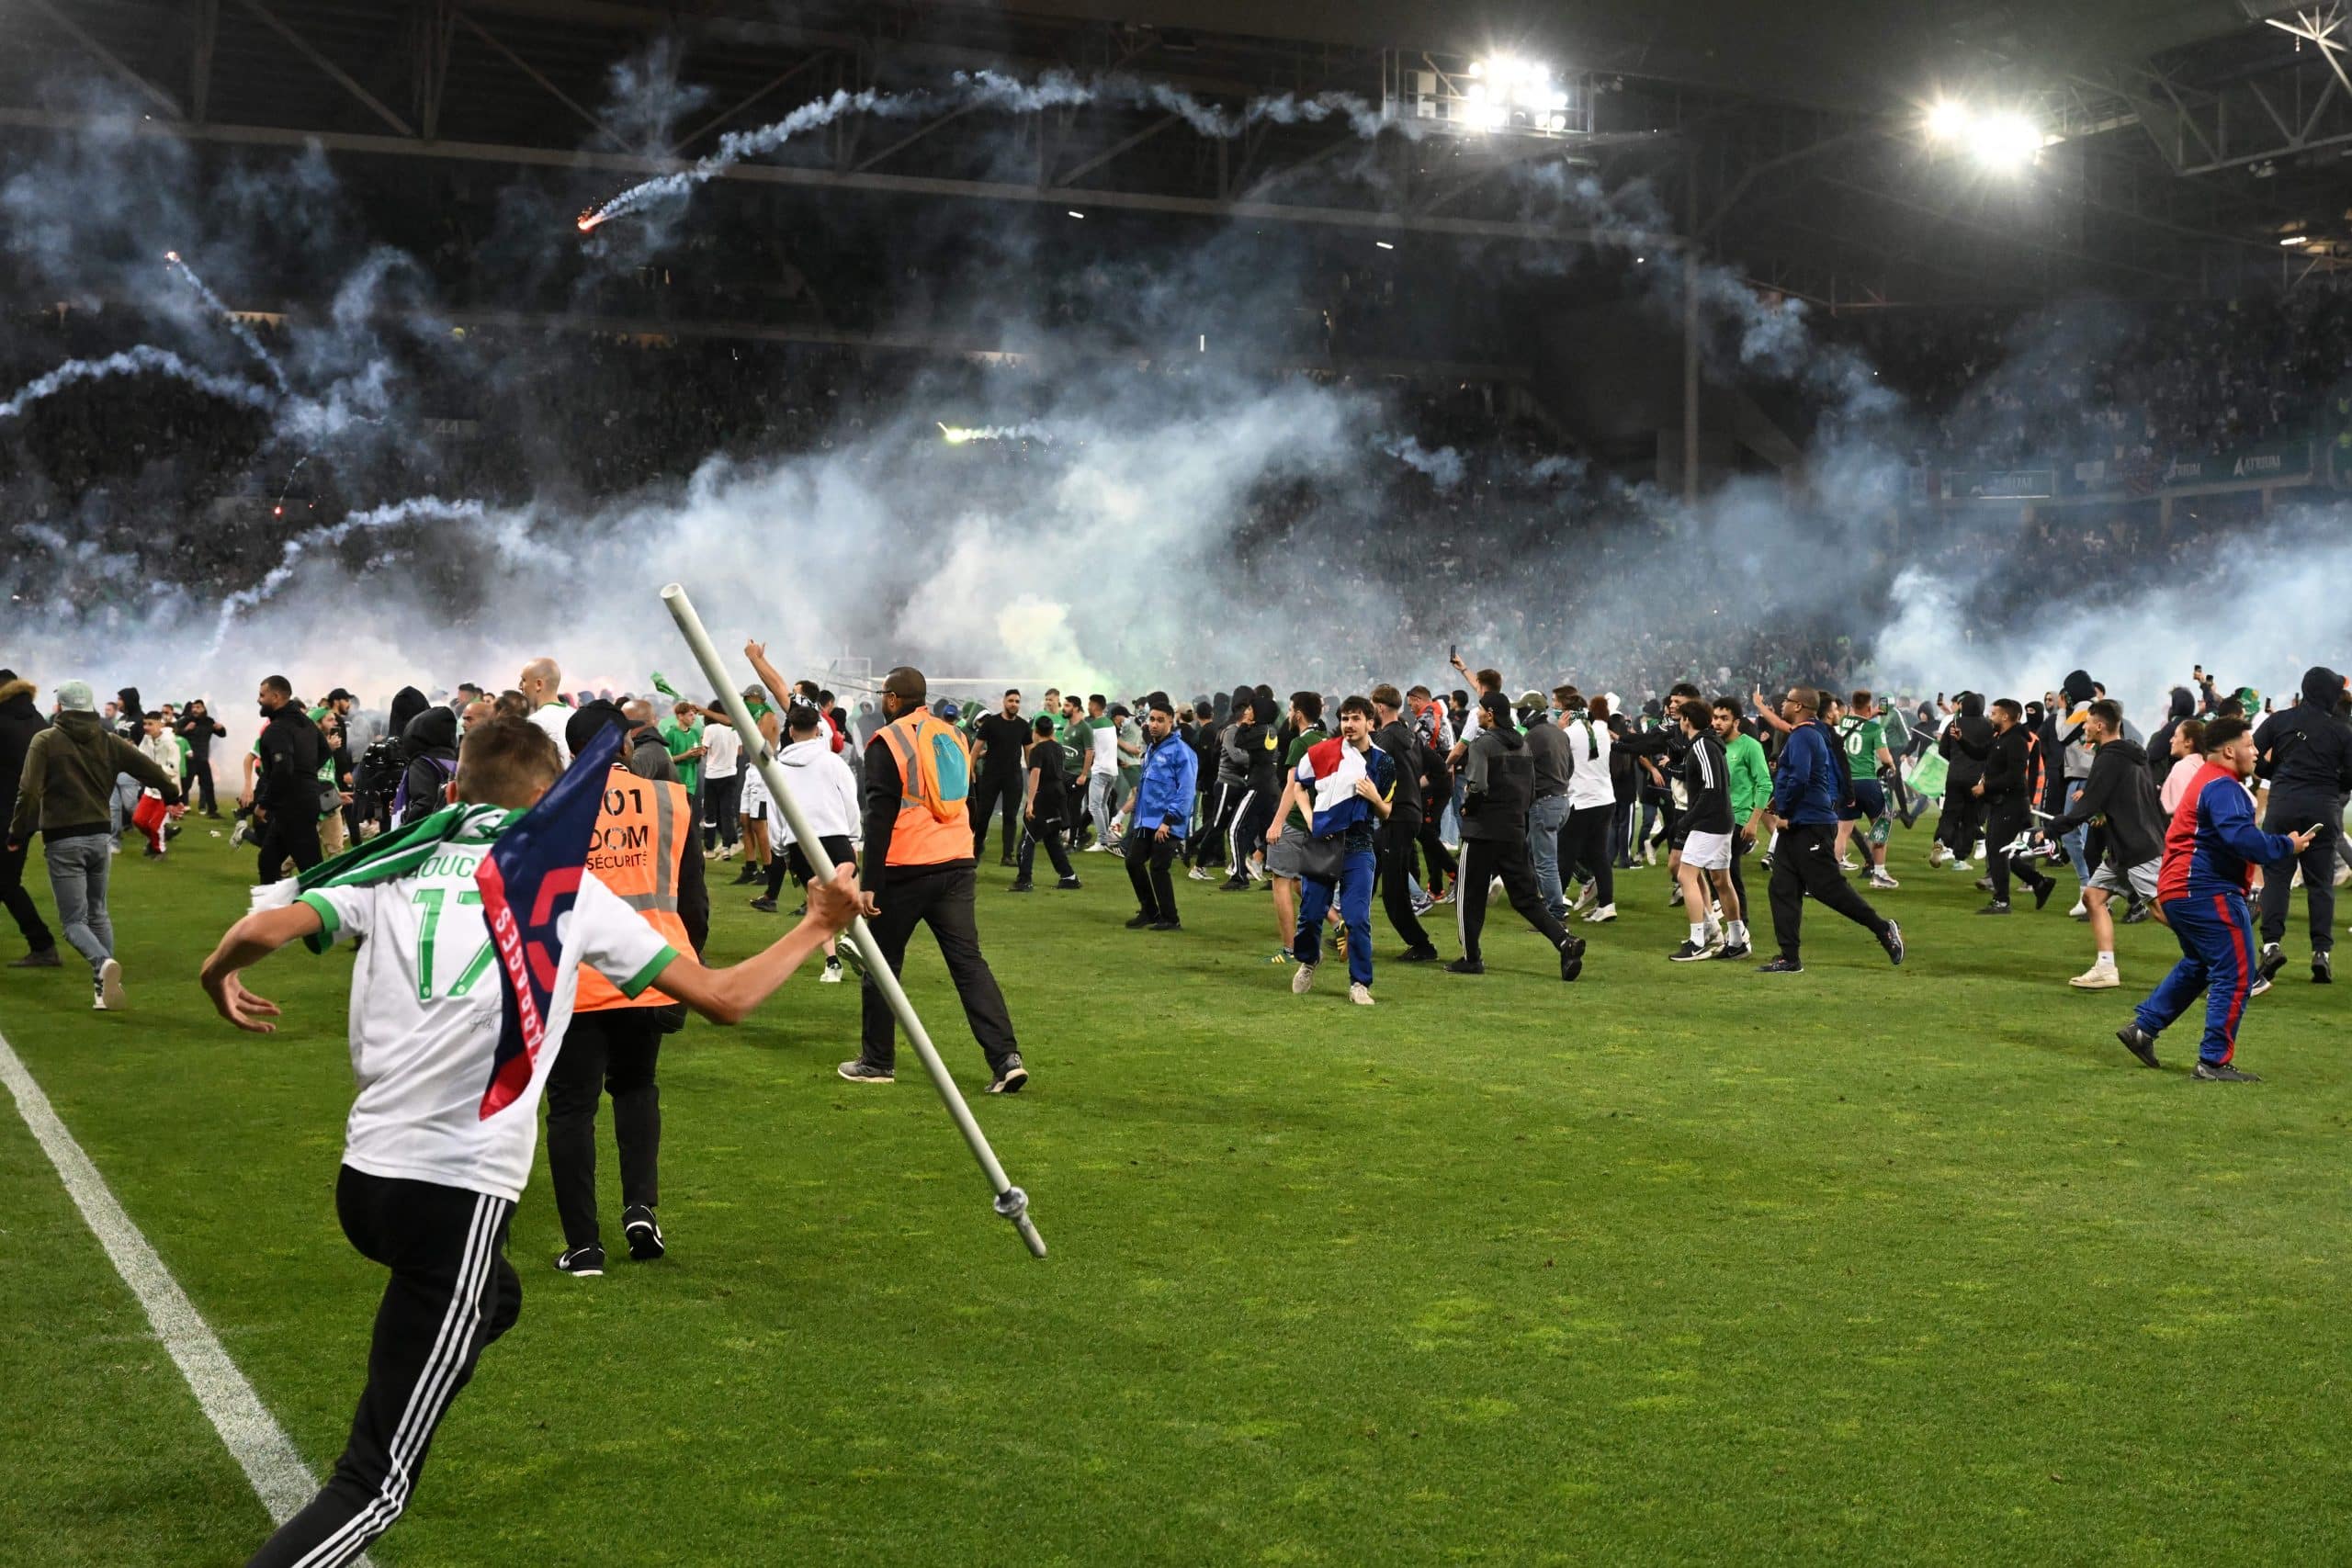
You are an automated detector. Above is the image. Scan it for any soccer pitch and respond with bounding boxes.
[7,826,2352,1565]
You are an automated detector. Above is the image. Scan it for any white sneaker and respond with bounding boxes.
[1928,842,1950,868]
[97,958,125,1010]
[2070,964,2120,989]
[1570,883,1597,913]
[2335,865,2351,888]
[1188,866,1213,881]
[1869,871,1900,890]
[1589,903,1617,922]
[2068,899,2088,920]
[1489,875,1507,899]
[1291,962,1317,995]
[1348,982,1374,1006]
[820,959,842,984]
[1950,859,1973,872]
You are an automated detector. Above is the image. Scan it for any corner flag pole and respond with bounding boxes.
[661,583,1046,1258]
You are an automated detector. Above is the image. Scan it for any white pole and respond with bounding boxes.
[661,583,1046,1258]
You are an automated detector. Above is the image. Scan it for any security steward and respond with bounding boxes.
[836,665,1029,1093]
[548,700,709,1276]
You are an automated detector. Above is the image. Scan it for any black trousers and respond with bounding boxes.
[969,769,1023,861]
[1415,810,1457,891]
[1939,790,1983,859]
[1985,800,2052,905]
[1768,823,1889,962]
[1727,830,1749,916]
[249,1167,519,1568]
[1559,804,1615,908]
[1455,835,1570,964]
[188,755,219,814]
[255,807,322,886]
[1017,816,1075,883]
[857,863,1019,1074]
[1125,829,1181,920]
[1381,807,1435,952]
[703,771,741,850]
[0,837,52,953]
[2259,790,2342,953]
[1192,783,1242,867]
[545,1009,663,1253]
[1231,787,1278,874]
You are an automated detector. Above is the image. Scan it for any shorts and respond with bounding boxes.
[1849,780,1887,822]
[1681,829,1734,872]
[2086,857,2159,900]
[786,834,854,885]
[1265,829,1308,879]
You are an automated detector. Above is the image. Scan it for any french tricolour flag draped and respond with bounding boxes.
[474,724,623,1120]
[1295,735,1395,838]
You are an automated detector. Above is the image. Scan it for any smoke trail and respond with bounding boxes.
[580,71,1399,230]
[207,496,486,654]
[938,422,1054,445]
[164,250,291,392]
[0,344,276,421]
[1379,435,1466,490]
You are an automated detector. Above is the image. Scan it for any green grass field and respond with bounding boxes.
[7,820,2352,1565]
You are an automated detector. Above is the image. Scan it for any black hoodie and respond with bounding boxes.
[1460,720,1533,841]
[2252,665,2352,799]
[2149,685,2196,785]
[2045,737,2165,870]
[0,673,46,827]
[397,705,460,824]
[1939,695,1993,791]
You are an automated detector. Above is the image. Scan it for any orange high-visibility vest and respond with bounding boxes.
[578,765,695,1010]
[876,707,973,868]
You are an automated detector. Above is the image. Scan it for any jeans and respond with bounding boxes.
[2060,777,2091,884]
[42,833,113,975]
[1527,794,1571,915]
[108,775,141,836]
[1295,849,1377,987]
[1086,772,1118,845]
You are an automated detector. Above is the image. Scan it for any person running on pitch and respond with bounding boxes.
[2041,697,2166,989]
[1667,698,1749,961]
[197,716,857,1567]
[1277,695,1396,1004]
[2117,716,2315,1081]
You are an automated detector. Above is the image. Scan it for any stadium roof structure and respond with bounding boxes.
[5,0,2347,305]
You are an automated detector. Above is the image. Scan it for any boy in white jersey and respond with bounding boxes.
[198,716,856,1567]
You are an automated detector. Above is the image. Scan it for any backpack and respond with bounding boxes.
[391,755,456,822]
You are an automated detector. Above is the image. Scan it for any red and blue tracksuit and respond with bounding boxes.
[2138,761,2298,1065]
[1291,737,1395,988]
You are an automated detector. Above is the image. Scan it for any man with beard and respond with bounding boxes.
[175,697,228,817]
[969,689,1032,866]
[253,675,326,884]
[2252,665,2352,985]
[1758,687,1905,975]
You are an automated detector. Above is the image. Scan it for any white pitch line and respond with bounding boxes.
[0,1023,359,1559]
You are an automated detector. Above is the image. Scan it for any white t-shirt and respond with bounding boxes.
[701,721,741,781]
[530,703,572,768]
[1091,720,1118,778]
[1564,716,1616,811]
[300,858,674,1202]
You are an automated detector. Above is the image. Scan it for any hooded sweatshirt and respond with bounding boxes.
[1459,722,1533,841]
[2044,737,2165,869]
[397,705,460,825]
[387,686,430,756]
[0,676,45,828]
[2056,670,2097,782]
[2251,665,2352,800]
[2149,685,2196,786]
[9,710,176,843]
[773,734,862,843]
[1939,696,1993,791]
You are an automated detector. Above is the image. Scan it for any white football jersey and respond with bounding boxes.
[300,852,673,1202]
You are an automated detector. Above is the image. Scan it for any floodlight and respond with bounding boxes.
[1467,60,1486,78]
[1968,112,2043,170]
[1925,100,1969,139]
[2281,233,2310,245]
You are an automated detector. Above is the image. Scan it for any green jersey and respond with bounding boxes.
[1724,731,1771,824]
[1838,716,1886,780]
[1282,727,1329,830]
[660,716,705,792]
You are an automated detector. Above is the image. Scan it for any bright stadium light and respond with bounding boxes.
[1967,111,2045,171]
[1925,99,1970,140]
[2281,233,2310,245]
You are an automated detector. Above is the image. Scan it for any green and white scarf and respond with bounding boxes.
[253,803,516,949]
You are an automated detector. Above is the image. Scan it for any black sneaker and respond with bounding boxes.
[1445,957,1485,975]
[555,1245,605,1277]
[2032,880,2057,911]
[2116,1024,2161,1069]
[1007,880,1035,893]
[731,864,763,886]
[1716,942,1751,961]
[1056,876,1083,890]
[1150,919,1183,931]
[748,896,778,912]
[1396,946,1441,964]
[1558,944,1584,982]
[988,1053,1029,1094]
[1755,956,1804,974]
[622,1204,665,1261]
[999,852,1016,867]
[1878,919,1905,966]
[836,1060,895,1084]
[2257,942,2287,983]
[2122,899,2153,925]
[1125,912,1156,929]
[1975,901,2011,916]
[1561,933,1588,963]
[1668,940,1712,962]
[8,947,60,968]
[2316,952,2335,985]
[2193,1060,2261,1082]
[1219,876,1250,892]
